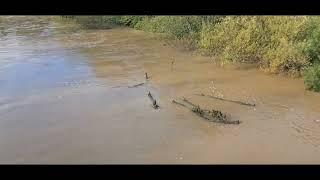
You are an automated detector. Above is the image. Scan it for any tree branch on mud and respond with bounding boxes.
[127,82,145,88]
[172,98,240,124]
[148,91,159,109]
[194,93,256,107]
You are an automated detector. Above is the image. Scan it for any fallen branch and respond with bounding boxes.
[128,82,145,88]
[182,97,199,108]
[194,93,255,107]
[148,91,159,109]
[172,99,187,107]
[172,98,240,125]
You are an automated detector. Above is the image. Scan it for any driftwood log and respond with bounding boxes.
[172,98,240,125]
[148,91,159,109]
[194,93,255,107]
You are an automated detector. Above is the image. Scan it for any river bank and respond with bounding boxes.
[64,16,320,93]
[0,16,320,163]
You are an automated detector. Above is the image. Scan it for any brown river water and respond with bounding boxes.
[0,16,320,164]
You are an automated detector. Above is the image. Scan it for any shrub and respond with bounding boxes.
[304,64,320,92]
[118,16,144,27]
[71,16,122,29]
[305,17,320,64]
[199,16,313,74]
[134,16,221,40]
[135,16,192,38]
[262,16,310,74]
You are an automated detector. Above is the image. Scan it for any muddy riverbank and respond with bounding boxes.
[0,16,320,164]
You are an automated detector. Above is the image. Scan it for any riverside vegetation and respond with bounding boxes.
[61,16,320,93]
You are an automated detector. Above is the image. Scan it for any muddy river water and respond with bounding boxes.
[1,16,320,164]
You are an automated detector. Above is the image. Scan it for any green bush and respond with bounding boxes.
[305,17,320,64]
[200,17,269,64]
[304,64,320,92]
[262,16,310,74]
[135,16,193,39]
[199,16,313,74]
[134,16,222,40]
[118,16,144,27]
[70,16,123,29]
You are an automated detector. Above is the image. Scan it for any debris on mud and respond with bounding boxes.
[194,93,256,107]
[171,58,175,71]
[127,82,145,88]
[148,91,160,109]
[172,97,240,124]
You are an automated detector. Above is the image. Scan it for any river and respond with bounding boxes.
[0,16,320,164]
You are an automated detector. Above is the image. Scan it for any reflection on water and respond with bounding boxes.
[0,16,320,164]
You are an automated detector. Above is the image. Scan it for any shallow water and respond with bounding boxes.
[0,16,320,164]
